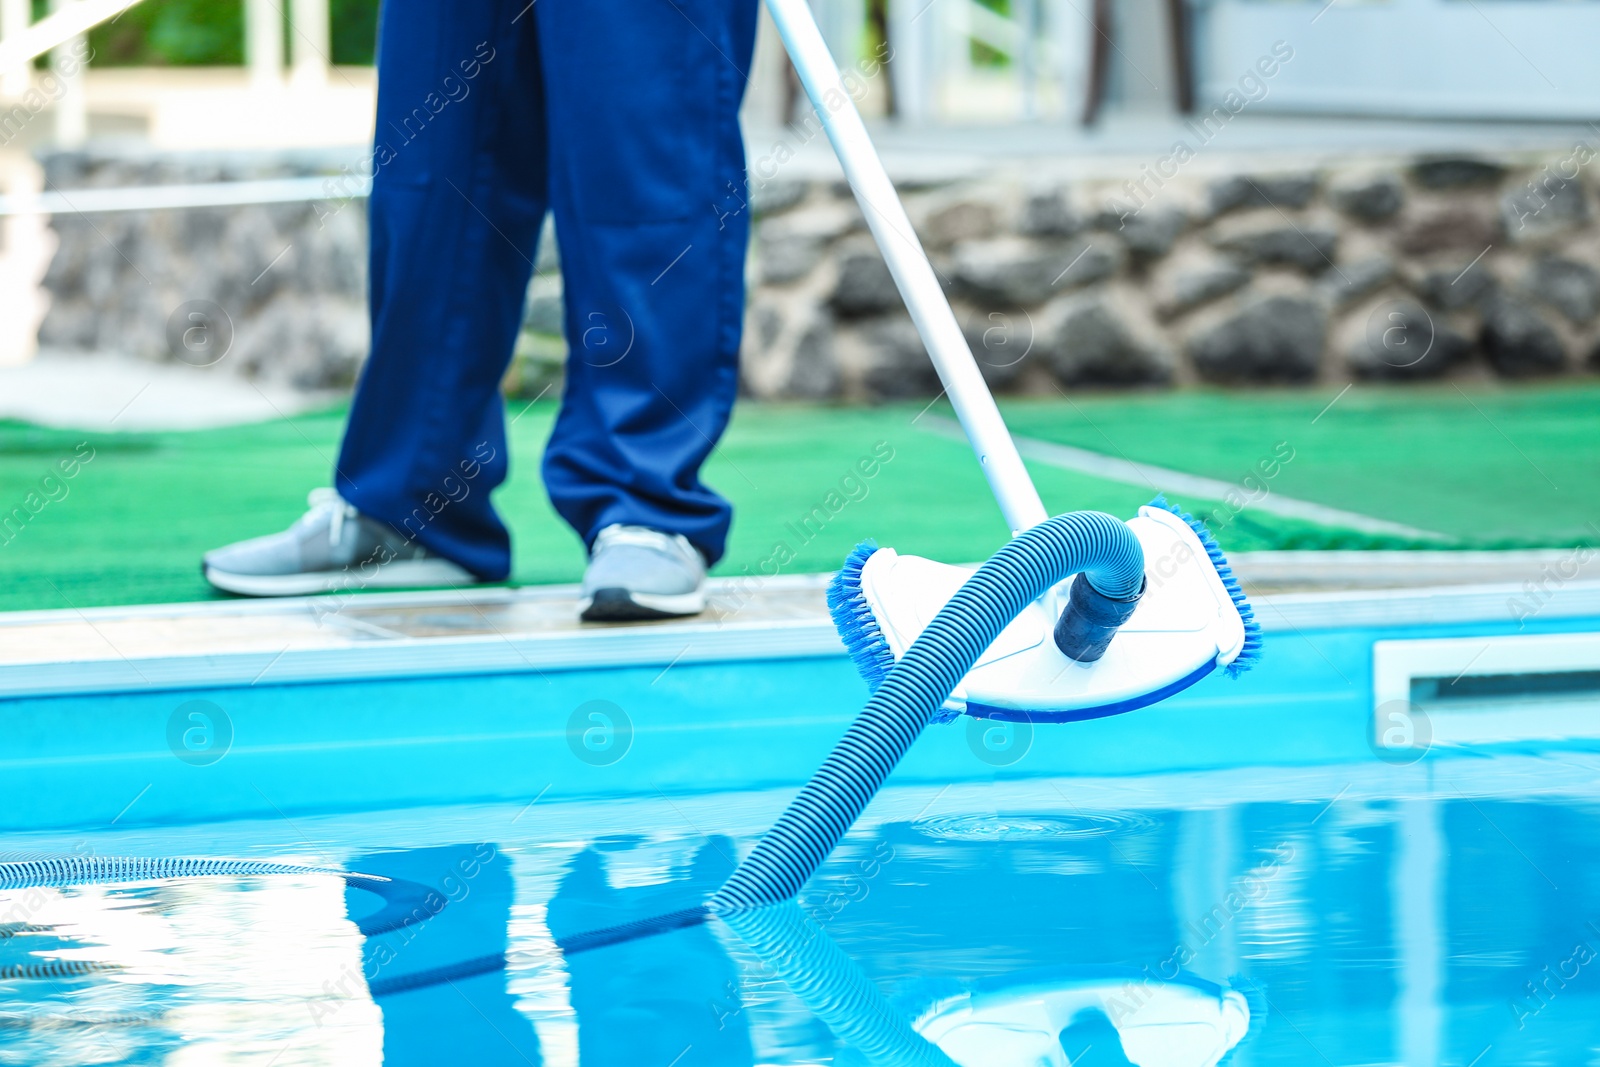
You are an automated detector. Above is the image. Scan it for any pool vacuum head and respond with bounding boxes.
[830,497,1261,723]
[914,967,1252,1067]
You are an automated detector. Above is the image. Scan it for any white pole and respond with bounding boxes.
[1050,0,1091,123]
[289,0,328,87]
[49,0,86,146]
[0,0,27,97]
[245,0,283,90]
[1016,0,1039,119]
[885,0,935,123]
[766,0,1048,534]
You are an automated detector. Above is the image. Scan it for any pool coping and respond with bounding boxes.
[1,554,1595,699]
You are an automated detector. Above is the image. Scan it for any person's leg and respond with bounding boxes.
[537,0,760,570]
[335,0,548,582]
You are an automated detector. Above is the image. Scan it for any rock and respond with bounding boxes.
[1157,259,1250,318]
[535,215,559,274]
[760,200,862,243]
[1212,224,1339,273]
[1120,207,1187,259]
[1189,295,1325,383]
[1329,174,1404,221]
[1525,256,1600,323]
[787,316,840,399]
[1480,296,1567,377]
[1043,297,1173,386]
[749,178,807,217]
[1050,242,1119,292]
[846,314,942,399]
[1206,173,1318,215]
[523,273,563,335]
[1347,300,1471,380]
[233,296,369,390]
[1419,262,1498,310]
[920,199,999,248]
[506,334,566,400]
[760,234,826,284]
[1018,186,1080,237]
[743,300,840,399]
[1410,157,1506,189]
[830,248,901,316]
[961,307,1036,390]
[952,237,1115,306]
[1319,254,1393,307]
[1502,174,1589,240]
[1398,204,1501,255]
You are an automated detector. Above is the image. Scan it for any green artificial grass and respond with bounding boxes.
[995,381,1600,549]
[0,380,1595,614]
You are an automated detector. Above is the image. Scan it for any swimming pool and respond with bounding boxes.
[3,576,1599,1065]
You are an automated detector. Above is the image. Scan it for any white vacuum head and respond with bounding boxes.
[914,969,1253,1067]
[832,501,1260,722]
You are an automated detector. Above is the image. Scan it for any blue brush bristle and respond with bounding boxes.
[1147,495,1263,677]
[827,540,895,691]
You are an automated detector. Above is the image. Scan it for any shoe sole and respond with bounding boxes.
[579,587,706,622]
[203,559,480,597]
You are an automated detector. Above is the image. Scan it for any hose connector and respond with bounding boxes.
[1053,575,1143,662]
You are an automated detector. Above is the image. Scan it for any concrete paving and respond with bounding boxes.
[0,349,340,431]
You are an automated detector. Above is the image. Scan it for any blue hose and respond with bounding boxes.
[6,512,1146,977]
[722,902,960,1067]
[711,511,1143,912]
[0,854,438,980]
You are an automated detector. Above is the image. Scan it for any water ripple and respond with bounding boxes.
[912,810,1157,841]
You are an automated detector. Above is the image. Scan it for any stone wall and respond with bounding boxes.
[37,148,369,390]
[732,154,1600,400]
[35,147,1600,398]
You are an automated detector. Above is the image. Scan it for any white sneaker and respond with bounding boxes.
[579,524,707,621]
[202,488,477,596]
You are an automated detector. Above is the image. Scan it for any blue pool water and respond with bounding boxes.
[3,752,1599,1066]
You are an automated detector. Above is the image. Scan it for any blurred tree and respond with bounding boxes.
[971,0,1012,68]
[86,0,244,65]
[330,0,378,65]
[77,0,377,67]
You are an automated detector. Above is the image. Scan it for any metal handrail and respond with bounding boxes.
[0,0,144,75]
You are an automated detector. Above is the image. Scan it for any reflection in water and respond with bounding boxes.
[1057,1010,1140,1067]
[349,843,541,1066]
[546,837,754,1067]
[913,970,1248,1067]
[720,901,958,1067]
[3,772,1600,1065]
[717,900,1249,1067]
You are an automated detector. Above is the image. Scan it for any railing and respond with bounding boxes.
[10,0,1084,140]
[814,0,1092,124]
[0,0,337,146]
